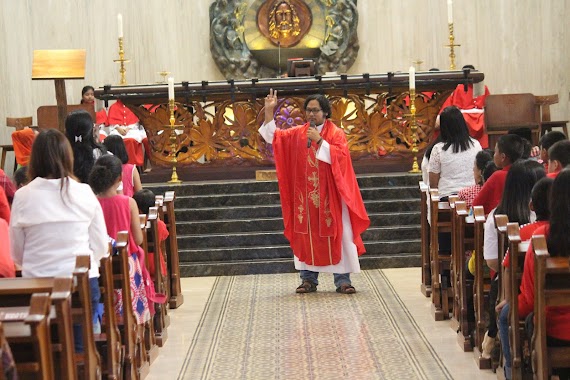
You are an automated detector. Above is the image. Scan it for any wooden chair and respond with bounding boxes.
[429,189,453,321]
[531,235,570,380]
[147,207,170,347]
[97,254,123,380]
[484,93,541,149]
[1,117,33,172]
[419,181,431,297]
[506,222,531,380]
[454,201,475,351]
[534,94,568,137]
[473,206,492,369]
[1,293,54,379]
[163,191,184,309]
[0,277,75,379]
[112,231,147,380]
[139,214,159,366]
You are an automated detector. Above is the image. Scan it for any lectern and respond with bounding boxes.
[32,49,86,131]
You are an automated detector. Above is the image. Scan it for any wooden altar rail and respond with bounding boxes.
[95,71,484,104]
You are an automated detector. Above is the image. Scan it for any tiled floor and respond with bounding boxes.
[147,268,497,379]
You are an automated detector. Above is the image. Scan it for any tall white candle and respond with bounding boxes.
[447,0,453,24]
[409,66,416,90]
[117,14,123,38]
[168,77,175,100]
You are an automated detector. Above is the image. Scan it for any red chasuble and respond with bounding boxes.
[440,84,491,148]
[272,120,370,266]
[107,100,140,126]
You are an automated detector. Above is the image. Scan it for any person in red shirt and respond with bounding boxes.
[517,169,570,379]
[473,134,526,214]
[0,188,9,224]
[0,169,16,204]
[546,140,570,178]
[0,218,15,278]
[538,131,566,172]
[496,177,553,379]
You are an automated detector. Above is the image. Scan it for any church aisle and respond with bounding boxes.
[148,269,495,380]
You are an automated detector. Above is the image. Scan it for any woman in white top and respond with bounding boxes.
[9,129,108,344]
[428,106,482,198]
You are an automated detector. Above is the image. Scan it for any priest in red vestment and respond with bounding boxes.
[107,100,151,166]
[259,90,370,294]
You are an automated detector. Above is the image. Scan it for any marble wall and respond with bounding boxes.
[1,0,568,174]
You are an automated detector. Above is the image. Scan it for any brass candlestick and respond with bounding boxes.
[408,89,421,173]
[445,23,461,70]
[167,99,182,184]
[158,70,170,83]
[113,37,131,85]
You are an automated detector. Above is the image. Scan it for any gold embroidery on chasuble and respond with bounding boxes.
[323,196,332,227]
[308,146,320,208]
[297,193,305,224]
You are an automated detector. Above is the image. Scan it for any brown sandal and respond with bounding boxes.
[336,284,356,294]
[296,280,317,293]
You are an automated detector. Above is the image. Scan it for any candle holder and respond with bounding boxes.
[167,99,183,184]
[408,89,421,173]
[158,70,170,83]
[445,23,461,70]
[113,37,131,85]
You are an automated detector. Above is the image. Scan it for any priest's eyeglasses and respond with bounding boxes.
[305,108,322,114]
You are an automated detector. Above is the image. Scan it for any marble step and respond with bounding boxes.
[178,239,421,264]
[176,225,420,250]
[175,199,421,221]
[174,186,419,208]
[147,173,422,197]
[178,252,421,277]
[175,211,419,235]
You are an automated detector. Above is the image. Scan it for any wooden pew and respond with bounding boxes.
[472,206,492,369]
[139,214,159,365]
[97,254,123,380]
[163,191,184,309]
[448,194,459,330]
[147,207,170,347]
[154,195,171,303]
[506,222,530,380]
[454,201,475,351]
[429,189,452,321]
[1,293,54,379]
[0,277,75,379]
[112,231,148,380]
[0,321,18,379]
[531,235,570,380]
[419,181,431,297]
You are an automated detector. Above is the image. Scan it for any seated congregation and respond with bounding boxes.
[0,109,183,379]
[420,109,570,379]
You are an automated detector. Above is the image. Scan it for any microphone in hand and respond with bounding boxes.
[307,121,315,148]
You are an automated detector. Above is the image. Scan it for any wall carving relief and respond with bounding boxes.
[209,0,359,79]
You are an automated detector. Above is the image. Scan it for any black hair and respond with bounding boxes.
[548,140,570,167]
[133,189,156,215]
[423,135,443,161]
[539,131,566,151]
[482,161,499,182]
[303,94,331,118]
[88,154,123,195]
[495,160,545,225]
[508,128,533,159]
[475,149,493,172]
[531,177,553,221]
[102,135,129,164]
[13,166,28,188]
[439,106,474,153]
[547,168,570,257]
[496,134,526,164]
[65,110,106,183]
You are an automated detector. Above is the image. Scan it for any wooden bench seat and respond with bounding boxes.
[163,191,184,309]
[419,181,431,297]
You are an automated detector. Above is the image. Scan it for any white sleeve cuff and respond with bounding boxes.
[258,120,277,144]
[316,140,331,164]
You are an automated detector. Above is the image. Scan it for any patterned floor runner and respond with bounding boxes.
[179,270,452,379]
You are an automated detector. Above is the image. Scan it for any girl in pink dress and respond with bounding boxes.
[102,135,143,197]
[88,154,150,324]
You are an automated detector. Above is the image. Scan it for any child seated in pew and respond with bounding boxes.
[496,176,553,379]
[518,168,570,379]
[102,135,143,197]
[8,129,109,344]
[12,166,28,189]
[481,160,546,359]
[473,134,527,214]
[546,140,570,178]
[538,131,566,171]
[458,149,495,209]
[0,218,15,278]
[88,155,151,324]
[133,189,169,281]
